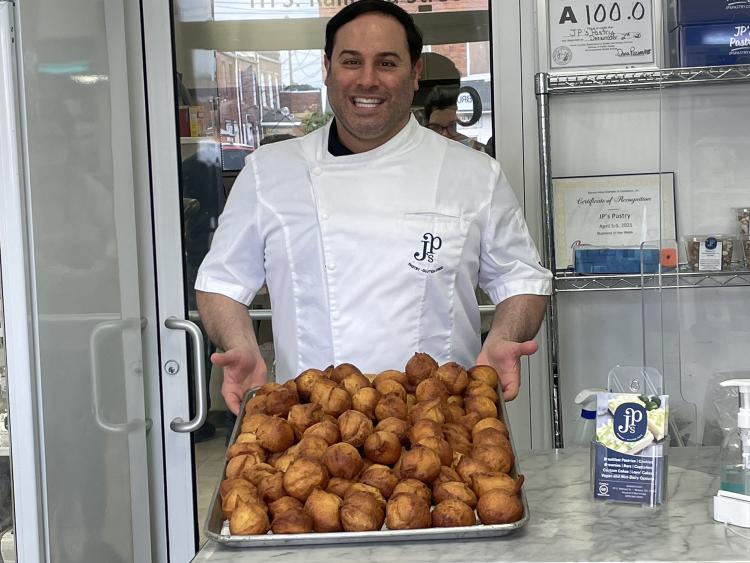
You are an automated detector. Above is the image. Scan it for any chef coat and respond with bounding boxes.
[195,116,552,382]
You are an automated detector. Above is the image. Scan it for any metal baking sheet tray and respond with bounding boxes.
[205,383,529,547]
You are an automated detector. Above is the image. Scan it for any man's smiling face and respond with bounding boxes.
[324,13,422,153]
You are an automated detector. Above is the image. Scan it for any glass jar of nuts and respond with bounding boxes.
[684,235,735,271]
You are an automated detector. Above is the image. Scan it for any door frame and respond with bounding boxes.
[140,0,200,561]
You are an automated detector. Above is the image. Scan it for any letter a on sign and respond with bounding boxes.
[559,6,577,24]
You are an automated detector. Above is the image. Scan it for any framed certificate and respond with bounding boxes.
[552,172,676,270]
[546,0,656,70]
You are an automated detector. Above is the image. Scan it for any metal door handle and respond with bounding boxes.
[165,317,207,433]
[89,317,148,433]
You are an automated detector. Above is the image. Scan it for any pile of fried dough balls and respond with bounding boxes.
[220,353,524,536]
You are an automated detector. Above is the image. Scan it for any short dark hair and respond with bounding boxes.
[324,0,423,66]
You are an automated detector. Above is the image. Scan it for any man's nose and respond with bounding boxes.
[356,63,379,88]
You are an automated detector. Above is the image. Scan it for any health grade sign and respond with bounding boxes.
[548,0,655,69]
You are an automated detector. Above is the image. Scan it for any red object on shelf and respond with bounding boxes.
[660,248,677,268]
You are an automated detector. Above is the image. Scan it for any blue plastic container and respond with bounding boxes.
[668,0,750,29]
[574,247,660,275]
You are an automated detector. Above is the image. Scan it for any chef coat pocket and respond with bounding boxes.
[403,212,469,277]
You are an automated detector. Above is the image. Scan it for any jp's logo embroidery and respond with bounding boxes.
[414,232,442,263]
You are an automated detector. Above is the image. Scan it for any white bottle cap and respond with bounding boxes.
[720,379,750,429]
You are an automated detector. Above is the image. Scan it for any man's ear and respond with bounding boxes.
[412,58,423,91]
[323,56,331,86]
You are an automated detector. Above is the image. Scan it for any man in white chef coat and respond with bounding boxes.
[195,0,552,415]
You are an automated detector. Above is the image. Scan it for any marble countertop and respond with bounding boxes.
[192,447,750,562]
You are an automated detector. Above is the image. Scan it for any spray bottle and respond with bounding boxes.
[573,388,605,447]
[713,379,750,527]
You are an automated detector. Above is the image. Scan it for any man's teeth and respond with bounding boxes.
[353,97,383,107]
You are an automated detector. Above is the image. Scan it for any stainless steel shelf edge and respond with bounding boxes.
[554,268,750,292]
[543,64,750,94]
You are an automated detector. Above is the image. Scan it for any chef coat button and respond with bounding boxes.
[321,212,329,221]
[328,263,336,271]
[331,311,340,321]
[312,167,322,176]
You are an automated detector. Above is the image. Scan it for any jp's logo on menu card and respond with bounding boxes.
[613,403,647,442]
[414,232,442,263]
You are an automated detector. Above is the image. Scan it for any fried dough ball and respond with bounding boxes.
[375,417,410,446]
[415,378,449,403]
[416,437,453,467]
[282,458,329,501]
[226,441,266,461]
[373,370,408,388]
[432,499,477,528]
[468,365,499,389]
[303,489,343,532]
[447,394,464,407]
[392,478,431,506]
[341,372,371,397]
[268,496,303,519]
[303,419,340,445]
[311,380,352,417]
[473,427,512,451]
[338,410,374,447]
[385,493,431,530]
[473,417,510,439]
[270,451,298,472]
[409,399,447,425]
[434,362,469,395]
[351,387,381,419]
[465,380,499,403]
[399,445,441,483]
[445,403,466,424]
[471,472,523,498]
[344,483,387,511]
[287,402,325,439]
[374,379,407,401]
[375,395,408,422]
[221,487,258,519]
[432,466,463,488]
[220,478,257,500]
[471,445,514,474]
[330,362,362,384]
[229,502,270,535]
[295,368,327,402]
[433,480,477,508]
[265,387,299,418]
[322,442,363,480]
[258,472,286,504]
[456,456,492,485]
[405,352,438,388]
[256,382,283,396]
[363,431,402,465]
[226,453,266,480]
[241,413,270,434]
[234,432,259,445]
[458,412,483,433]
[256,416,295,453]
[244,394,267,415]
[296,435,330,461]
[464,396,497,420]
[341,491,385,532]
[408,419,444,445]
[327,477,354,498]
[477,490,524,524]
[443,421,471,442]
[271,508,314,534]
[359,464,399,499]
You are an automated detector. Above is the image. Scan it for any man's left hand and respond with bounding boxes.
[476,339,538,401]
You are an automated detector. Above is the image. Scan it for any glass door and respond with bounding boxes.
[168,0,496,544]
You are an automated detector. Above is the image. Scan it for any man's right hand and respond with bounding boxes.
[211,348,268,415]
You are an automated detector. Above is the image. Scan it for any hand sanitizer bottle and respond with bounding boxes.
[714,379,750,527]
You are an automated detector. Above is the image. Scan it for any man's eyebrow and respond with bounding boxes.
[337,49,403,60]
